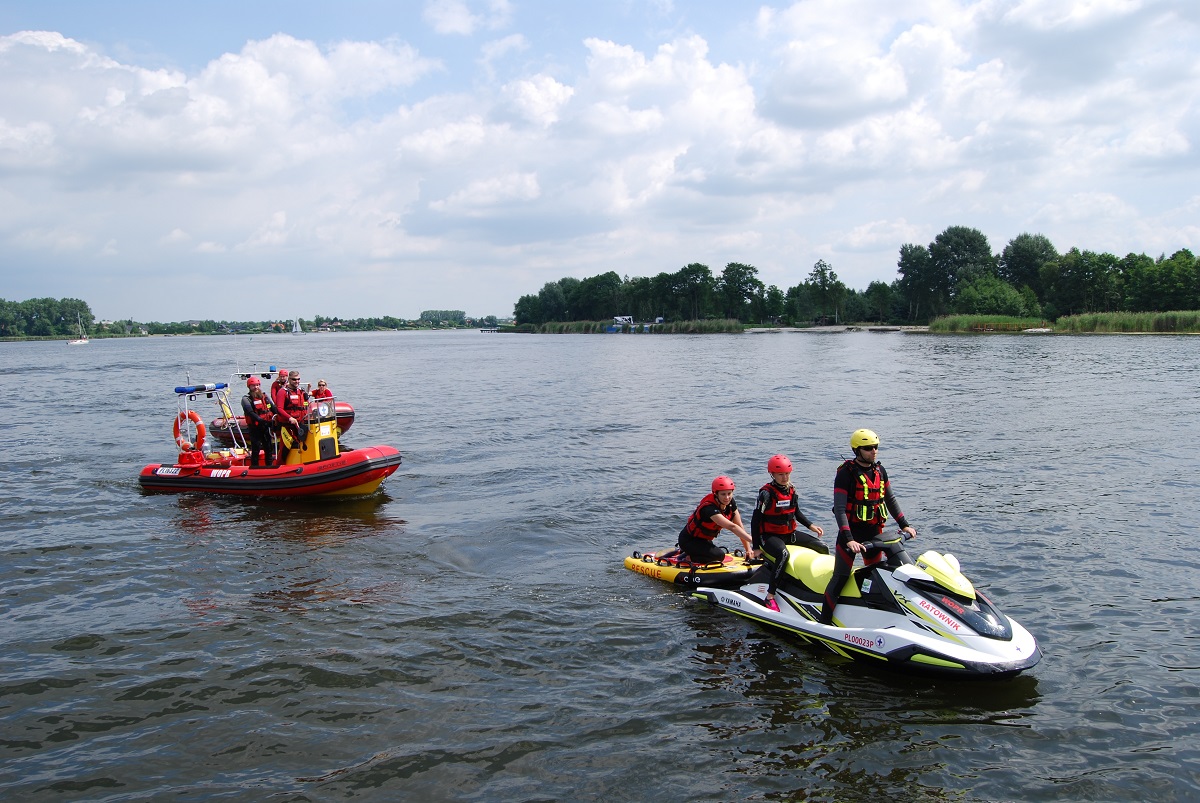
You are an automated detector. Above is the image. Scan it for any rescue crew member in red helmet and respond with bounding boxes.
[240,376,277,467]
[820,429,917,625]
[678,476,755,564]
[752,454,826,612]
[269,368,288,409]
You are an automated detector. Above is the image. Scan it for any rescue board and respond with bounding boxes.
[624,547,762,587]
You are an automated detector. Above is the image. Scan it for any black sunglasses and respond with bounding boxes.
[859,444,878,450]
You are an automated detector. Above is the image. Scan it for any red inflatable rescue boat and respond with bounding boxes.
[139,381,401,498]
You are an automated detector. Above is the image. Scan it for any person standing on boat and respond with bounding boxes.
[312,379,333,399]
[819,429,917,625]
[241,376,277,467]
[678,476,755,564]
[270,369,288,409]
[752,454,826,612]
[274,370,311,463]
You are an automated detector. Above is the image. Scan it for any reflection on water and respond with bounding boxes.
[1,331,1199,800]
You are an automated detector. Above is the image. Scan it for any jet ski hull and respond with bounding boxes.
[692,546,1042,679]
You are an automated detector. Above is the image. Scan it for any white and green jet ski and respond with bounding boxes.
[690,535,1041,678]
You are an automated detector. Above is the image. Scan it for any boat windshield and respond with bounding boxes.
[307,398,338,425]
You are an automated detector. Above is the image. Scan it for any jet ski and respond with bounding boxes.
[690,534,1041,678]
[624,547,761,587]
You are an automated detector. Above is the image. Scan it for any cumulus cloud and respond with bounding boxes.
[424,0,513,36]
[0,2,1197,320]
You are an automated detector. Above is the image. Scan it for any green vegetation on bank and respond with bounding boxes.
[1054,310,1200,333]
[0,298,504,339]
[504,319,743,334]
[928,311,1200,333]
[511,226,1200,329]
[928,315,1049,333]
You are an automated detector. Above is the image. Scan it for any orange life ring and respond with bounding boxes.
[174,410,207,452]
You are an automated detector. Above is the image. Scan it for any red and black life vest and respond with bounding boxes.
[841,460,889,525]
[758,482,797,536]
[683,493,732,541]
[279,387,309,417]
[246,395,274,428]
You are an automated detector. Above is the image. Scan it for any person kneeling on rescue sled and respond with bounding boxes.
[752,454,826,612]
[241,376,277,467]
[819,429,917,625]
[678,476,755,564]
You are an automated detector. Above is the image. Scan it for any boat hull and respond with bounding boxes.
[692,583,1042,678]
[690,546,1042,679]
[138,445,401,498]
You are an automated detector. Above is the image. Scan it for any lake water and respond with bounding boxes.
[2,329,1198,801]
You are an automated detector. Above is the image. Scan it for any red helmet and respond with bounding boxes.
[767,454,792,473]
[711,475,736,493]
[275,370,287,381]
[246,376,261,387]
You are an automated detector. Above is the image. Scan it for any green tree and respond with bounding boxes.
[537,282,568,321]
[783,282,815,324]
[763,285,785,322]
[998,233,1057,297]
[1117,252,1158,311]
[1041,248,1119,316]
[568,271,623,320]
[677,263,715,320]
[954,275,1027,316]
[863,281,893,322]
[513,293,542,325]
[896,243,941,321]
[807,259,844,321]
[929,225,996,297]
[717,263,764,321]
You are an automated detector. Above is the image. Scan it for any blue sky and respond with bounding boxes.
[1,0,1197,321]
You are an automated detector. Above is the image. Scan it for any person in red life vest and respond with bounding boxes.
[274,369,311,463]
[312,379,333,399]
[240,376,277,467]
[751,454,826,612]
[678,475,754,564]
[819,429,917,625]
[269,369,288,408]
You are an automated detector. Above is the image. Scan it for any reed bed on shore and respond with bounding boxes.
[1054,310,1200,333]
[928,315,1049,333]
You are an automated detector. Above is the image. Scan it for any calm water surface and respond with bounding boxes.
[2,330,1198,801]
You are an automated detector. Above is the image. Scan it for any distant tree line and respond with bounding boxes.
[0,300,500,338]
[419,310,466,324]
[0,297,95,337]
[512,226,1200,326]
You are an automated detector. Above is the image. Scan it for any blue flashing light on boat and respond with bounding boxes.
[174,383,227,394]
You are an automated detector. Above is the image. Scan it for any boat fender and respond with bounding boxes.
[174,410,207,452]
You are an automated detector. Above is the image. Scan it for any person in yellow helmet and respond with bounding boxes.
[678,475,755,563]
[819,429,917,625]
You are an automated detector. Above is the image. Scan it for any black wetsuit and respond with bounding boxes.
[820,459,912,624]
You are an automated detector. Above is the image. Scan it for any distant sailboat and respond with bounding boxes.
[292,318,305,335]
[67,313,89,345]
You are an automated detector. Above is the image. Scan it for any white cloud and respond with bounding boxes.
[424,0,513,36]
[0,3,1198,319]
[835,219,925,253]
[429,172,540,212]
[501,74,573,127]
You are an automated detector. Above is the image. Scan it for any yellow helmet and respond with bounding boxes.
[850,428,880,450]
